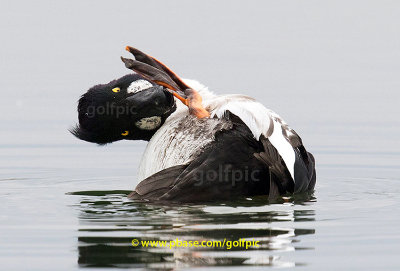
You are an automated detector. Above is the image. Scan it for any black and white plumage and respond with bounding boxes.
[131,79,316,201]
[72,47,316,202]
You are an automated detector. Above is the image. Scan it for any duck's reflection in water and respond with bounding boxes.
[70,191,315,269]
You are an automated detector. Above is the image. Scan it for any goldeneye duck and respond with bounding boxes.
[72,47,316,202]
[71,73,176,144]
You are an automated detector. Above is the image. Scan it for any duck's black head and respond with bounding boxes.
[71,74,176,144]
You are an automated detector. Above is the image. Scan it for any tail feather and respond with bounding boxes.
[128,165,187,200]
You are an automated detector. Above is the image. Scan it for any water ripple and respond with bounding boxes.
[70,191,316,269]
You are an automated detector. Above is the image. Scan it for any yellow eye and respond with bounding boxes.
[112,87,121,93]
[121,131,129,136]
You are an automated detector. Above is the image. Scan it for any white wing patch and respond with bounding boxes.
[127,79,153,94]
[267,118,296,179]
[209,97,270,140]
[208,95,296,180]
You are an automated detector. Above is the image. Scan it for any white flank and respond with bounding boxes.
[137,116,227,180]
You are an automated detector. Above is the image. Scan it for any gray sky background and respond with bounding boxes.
[1,0,399,152]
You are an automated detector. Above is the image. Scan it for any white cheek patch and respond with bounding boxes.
[135,116,162,130]
[127,80,153,94]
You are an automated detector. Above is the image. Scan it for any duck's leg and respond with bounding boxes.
[123,46,210,118]
[184,89,209,119]
[125,46,189,92]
